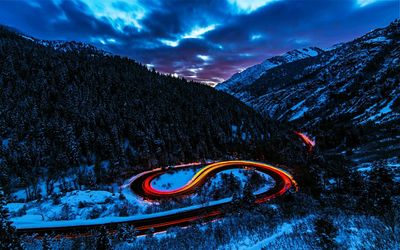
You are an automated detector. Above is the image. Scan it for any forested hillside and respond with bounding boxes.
[216,20,400,171]
[0,26,302,196]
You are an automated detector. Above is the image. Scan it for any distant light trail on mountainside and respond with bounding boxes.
[295,131,316,151]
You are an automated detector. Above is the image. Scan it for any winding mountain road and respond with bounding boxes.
[16,161,298,236]
[15,131,315,236]
[131,160,298,203]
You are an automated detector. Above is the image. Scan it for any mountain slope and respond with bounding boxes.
[218,20,400,127]
[0,26,304,194]
[19,33,110,55]
[215,47,324,95]
[251,22,399,127]
[216,20,400,169]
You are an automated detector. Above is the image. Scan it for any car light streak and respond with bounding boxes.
[295,131,315,151]
[136,210,222,231]
[133,160,298,201]
[17,160,297,237]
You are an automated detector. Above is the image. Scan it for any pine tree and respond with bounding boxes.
[96,226,112,250]
[0,187,22,250]
[116,223,127,241]
[314,217,337,249]
[71,236,86,250]
[241,182,256,209]
[42,233,51,250]
[0,159,10,194]
[146,227,155,239]
[367,166,394,215]
[116,224,137,243]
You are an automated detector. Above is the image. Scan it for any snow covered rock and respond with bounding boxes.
[215,47,324,95]
[216,20,400,127]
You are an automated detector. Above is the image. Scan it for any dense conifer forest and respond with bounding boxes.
[0,26,305,196]
[0,24,398,249]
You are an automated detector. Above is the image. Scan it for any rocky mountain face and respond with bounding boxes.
[215,47,324,95]
[217,20,400,127]
[217,20,400,167]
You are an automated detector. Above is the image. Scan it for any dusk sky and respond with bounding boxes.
[0,0,398,85]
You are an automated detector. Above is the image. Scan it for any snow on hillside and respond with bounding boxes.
[10,197,227,229]
[229,214,396,249]
[356,157,400,181]
[218,20,400,128]
[238,216,314,250]
[20,33,110,55]
[215,47,323,95]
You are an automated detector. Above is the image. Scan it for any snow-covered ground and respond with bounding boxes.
[215,47,323,95]
[151,168,196,191]
[356,156,400,181]
[235,216,314,250]
[9,197,231,229]
[221,213,397,249]
[151,167,274,193]
[8,189,140,228]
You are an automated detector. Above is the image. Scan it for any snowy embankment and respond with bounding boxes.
[356,156,400,181]
[223,214,396,249]
[7,163,275,229]
[9,197,231,229]
[237,216,314,250]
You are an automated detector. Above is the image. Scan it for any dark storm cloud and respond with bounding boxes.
[0,0,398,85]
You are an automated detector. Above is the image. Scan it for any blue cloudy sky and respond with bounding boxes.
[0,0,398,85]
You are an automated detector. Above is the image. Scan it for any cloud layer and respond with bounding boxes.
[0,0,398,85]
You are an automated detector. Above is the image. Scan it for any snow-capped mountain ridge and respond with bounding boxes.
[215,47,324,94]
[218,20,400,127]
[20,33,110,55]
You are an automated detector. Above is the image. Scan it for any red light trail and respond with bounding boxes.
[135,161,298,202]
[17,160,297,237]
[294,131,315,151]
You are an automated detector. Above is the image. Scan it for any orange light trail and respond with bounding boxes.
[17,161,297,237]
[137,160,298,202]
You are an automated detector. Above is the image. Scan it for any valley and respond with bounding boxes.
[0,7,398,249]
